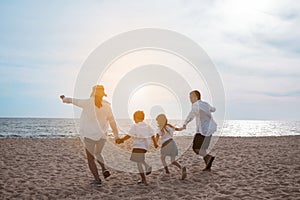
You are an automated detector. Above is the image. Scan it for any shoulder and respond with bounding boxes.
[130,123,138,130]
[199,100,207,104]
[128,123,137,133]
[131,123,137,127]
[100,100,112,112]
[192,101,201,109]
[201,101,215,110]
[199,100,212,108]
[102,99,111,106]
[166,124,175,131]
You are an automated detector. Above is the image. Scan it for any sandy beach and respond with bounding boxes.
[1,136,299,199]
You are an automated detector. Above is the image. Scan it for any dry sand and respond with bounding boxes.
[1,136,299,199]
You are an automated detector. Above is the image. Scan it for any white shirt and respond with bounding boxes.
[63,97,116,141]
[184,100,217,136]
[157,125,175,144]
[128,122,155,150]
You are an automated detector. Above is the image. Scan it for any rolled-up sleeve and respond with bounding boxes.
[62,97,86,108]
[62,97,73,104]
[210,106,216,112]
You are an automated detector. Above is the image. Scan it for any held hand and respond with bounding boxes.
[115,138,123,144]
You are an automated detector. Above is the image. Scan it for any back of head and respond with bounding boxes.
[156,114,168,129]
[133,110,145,122]
[91,85,107,108]
[190,90,201,100]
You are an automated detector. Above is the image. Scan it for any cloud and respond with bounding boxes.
[264,90,300,97]
[0,0,299,119]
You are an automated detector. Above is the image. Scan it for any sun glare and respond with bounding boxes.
[127,84,182,120]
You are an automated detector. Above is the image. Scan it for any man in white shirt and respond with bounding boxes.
[183,90,217,171]
[60,85,120,185]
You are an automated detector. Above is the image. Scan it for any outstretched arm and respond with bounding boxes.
[59,95,86,107]
[175,127,185,131]
[183,109,196,128]
[60,95,72,104]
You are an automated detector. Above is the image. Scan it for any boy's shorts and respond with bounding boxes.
[130,148,147,163]
[192,133,211,151]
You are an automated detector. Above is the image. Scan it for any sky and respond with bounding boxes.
[0,0,299,120]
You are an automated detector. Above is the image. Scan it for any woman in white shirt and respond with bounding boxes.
[60,85,120,185]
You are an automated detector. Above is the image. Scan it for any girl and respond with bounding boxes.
[155,114,187,180]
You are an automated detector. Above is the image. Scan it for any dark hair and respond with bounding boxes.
[134,110,145,121]
[190,90,201,100]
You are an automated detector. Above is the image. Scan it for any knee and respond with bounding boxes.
[86,150,95,161]
[199,149,207,157]
[95,154,103,162]
[193,148,200,154]
[137,162,143,168]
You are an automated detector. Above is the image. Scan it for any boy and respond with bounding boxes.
[118,110,158,185]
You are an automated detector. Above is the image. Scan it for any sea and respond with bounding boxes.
[0,118,299,138]
[0,118,300,138]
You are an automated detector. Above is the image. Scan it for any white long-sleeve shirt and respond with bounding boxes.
[184,100,217,136]
[63,97,116,141]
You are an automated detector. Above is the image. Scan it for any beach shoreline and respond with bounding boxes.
[1,136,299,199]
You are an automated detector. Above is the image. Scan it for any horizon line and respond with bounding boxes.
[0,117,299,121]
